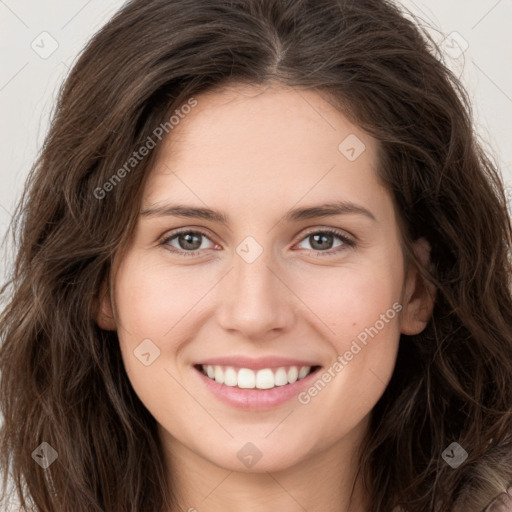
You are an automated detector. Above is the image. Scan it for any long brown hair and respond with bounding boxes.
[1,0,511,511]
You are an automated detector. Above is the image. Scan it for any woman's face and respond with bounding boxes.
[98,84,432,474]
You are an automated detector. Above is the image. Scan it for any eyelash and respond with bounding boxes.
[159,227,356,258]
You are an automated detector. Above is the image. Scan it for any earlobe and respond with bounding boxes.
[400,237,436,335]
[96,281,117,331]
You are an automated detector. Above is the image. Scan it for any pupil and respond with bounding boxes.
[312,233,332,250]
[181,233,200,250]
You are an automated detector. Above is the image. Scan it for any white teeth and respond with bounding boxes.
[224,367,237,387]
[287,366,298,383]
[255,369,274,389]
[238,368,255,389]
[274,367,288,386]
[214,365,224,384]
[298,366,310,379]
[200,364,314,389]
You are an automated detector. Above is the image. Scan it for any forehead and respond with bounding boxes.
[142,84,389,224]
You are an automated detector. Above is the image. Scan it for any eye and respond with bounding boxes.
[294,228,355,256]
[159,227,355,257]
[160,230,217,256]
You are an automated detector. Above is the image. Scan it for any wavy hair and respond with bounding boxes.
[1,0,512,511]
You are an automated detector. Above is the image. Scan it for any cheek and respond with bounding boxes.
[112,258,203,424]
[291,257,403,342]
[291,259,403,411]
[112,256,222,405]
[114,256,212,341]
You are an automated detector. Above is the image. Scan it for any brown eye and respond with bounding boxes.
[308,233,336,251]
[296,228,355,256]
[175,232,203,251]
[160,230,216,255]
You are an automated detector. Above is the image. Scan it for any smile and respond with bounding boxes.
[198,364,317,389]
[193,358,322,410]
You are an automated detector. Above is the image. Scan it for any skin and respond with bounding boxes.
[97,83,435,512]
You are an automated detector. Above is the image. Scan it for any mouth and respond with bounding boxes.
[194,364,322,390]
[192,356,324,409]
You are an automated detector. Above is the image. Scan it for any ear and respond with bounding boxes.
[96,281,117,331]
[400,237,436,335]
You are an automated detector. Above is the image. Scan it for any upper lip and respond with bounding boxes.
[194,356,321,371]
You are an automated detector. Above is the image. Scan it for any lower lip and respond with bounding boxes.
[194,366,321,410]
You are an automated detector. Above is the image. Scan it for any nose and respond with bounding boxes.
[216,242,296,341]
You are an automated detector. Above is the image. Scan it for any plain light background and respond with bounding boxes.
[1,0,512,282]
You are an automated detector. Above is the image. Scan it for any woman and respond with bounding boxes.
[1,0,511,511]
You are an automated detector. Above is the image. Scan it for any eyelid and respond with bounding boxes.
[299,226,356,243]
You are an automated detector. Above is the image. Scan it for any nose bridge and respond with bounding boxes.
[234,240,276,296]
[217,233,293,336]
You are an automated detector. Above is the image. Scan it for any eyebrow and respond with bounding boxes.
[140,200,377,224]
